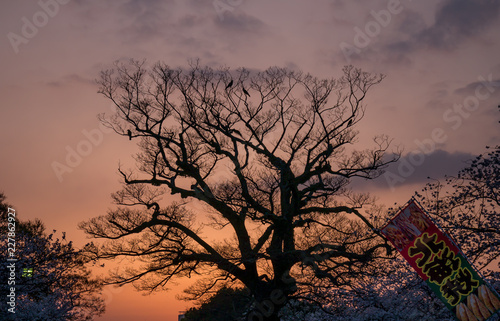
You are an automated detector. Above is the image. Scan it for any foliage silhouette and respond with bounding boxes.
[0,193,105,321]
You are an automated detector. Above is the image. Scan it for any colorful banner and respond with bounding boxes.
[381,200,500,321]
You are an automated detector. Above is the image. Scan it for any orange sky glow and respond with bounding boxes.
[1,1,500,320]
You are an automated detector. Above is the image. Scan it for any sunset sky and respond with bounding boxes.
[1,1,499,320]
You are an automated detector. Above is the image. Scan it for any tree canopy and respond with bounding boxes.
[0,193,105,321]
[417,145,500,278]
[182,287,252,321]
[80,60,399,320]
[294,146,500,320]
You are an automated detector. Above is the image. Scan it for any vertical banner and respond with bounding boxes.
[381,200,500,321]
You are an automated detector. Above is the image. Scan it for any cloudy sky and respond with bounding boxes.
[1,0,499,320]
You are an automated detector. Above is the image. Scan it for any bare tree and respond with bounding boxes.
[417,145,500,275]
[80,60,398,320]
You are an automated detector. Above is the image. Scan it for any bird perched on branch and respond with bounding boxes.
[242,86,250,97]
[127,129,132,140]
[225,79,233,90]
[229,128,242,136]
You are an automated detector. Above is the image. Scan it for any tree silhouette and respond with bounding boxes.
[0,193,105,321]
[81,60,398,320]
[417,145,500,276]
[257,145,500,320]
[297,146,500,321]
[182,287,252,321]
[330,146,500,321]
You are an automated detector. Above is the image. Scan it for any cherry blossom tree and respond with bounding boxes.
[417,145,500,277]
[0,193,105,321]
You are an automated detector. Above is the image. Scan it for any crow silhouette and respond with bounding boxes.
[225,79,233,90]
[230,128,242,136]
[243,87,250,97]
[127,129,132,140]
[347,119,353,127]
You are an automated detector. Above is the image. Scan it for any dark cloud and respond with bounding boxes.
[117,0,176,43]
[45,74,95,88]
[99,0,268,60]
[376,10,426,60]
[451,75,500,118]
[416,0,500,50]
[213,12,265,34]
[70,0,181,46]
[396,10,427,37]
[422,81,452,111]
[120,0,168,14]
[454,77,500,96]
[350,149,476,191]
[379,41,413,65]
[340,0,500,65]
[390,0,500,54]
